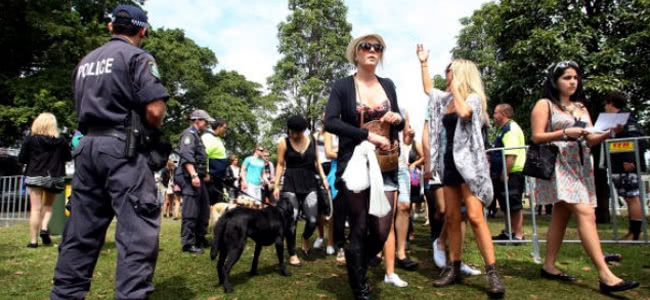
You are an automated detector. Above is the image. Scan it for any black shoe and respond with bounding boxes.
[395,257,418,271]
[600,280,640,294]
[492,231,511,241]
[367,255,381,268]
[345,249,371,300]
[509,236,524,246]
[197,237,210,248]
[40,230,52,245]
[604,253,622,263]
[26,243,38,248]
[540,268,576,282]
[182,245,204,254]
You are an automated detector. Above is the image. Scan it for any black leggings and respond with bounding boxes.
[424,185,444,242]
[343,186,396,259]
[282,191,318,256]
[332,193,348,249]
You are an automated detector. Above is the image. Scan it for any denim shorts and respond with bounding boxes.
[383,170,398,192]
[397,168,411,203]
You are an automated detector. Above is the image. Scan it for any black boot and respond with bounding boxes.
[345,249,371,300]
[485,264,505,299]
[433,260,462,287]
[630,219,642,240]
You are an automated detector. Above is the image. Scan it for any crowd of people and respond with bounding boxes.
[9,5,646,300]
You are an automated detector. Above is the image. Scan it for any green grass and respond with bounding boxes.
[1,213,649,300]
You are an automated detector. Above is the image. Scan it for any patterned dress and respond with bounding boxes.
[534,102,597,206]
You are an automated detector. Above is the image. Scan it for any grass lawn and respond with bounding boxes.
[1,212,649,300]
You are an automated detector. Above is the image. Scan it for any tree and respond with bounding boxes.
[266,0,353,136]
[0,0,142,146]
[453,0,650,131]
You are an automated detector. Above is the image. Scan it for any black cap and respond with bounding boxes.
[112,5,150,28]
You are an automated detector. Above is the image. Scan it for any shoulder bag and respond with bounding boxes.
[522,100,558,180]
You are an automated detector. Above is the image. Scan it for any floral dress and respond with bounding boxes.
[534,102,597,206]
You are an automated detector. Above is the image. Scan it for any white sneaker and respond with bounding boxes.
[326,245,336,255]
[460,263,481,276]
[432,239,446,269]
[313,238,324,249]
[384,273,408,287]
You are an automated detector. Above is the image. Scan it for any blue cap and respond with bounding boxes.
[112,5,150,28]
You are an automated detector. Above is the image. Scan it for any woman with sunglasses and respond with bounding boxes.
[417,44,505,298]
[324,33,405,299]
[530,61,638,294]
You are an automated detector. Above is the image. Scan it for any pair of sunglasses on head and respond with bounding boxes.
[358,42,384,52]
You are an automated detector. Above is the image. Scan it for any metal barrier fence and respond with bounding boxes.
[485,137,650,263]
[0,175,29,221]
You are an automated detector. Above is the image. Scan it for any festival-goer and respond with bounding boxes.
[18,113,71,248]
[395,111,419,271]
[490,103,526,242]
[325,33,405,298]
[531,61,638,293]
[225,155,240,201]
[313,118,332,254]
[241,145,266,208]
[273,115,329,267]
[262,150,275,204]
[160,159,181,219]
[603,91,647,240]
[324,126,347,264]
[417,44,505,298]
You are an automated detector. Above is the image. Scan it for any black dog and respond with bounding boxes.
[210,199,294,293]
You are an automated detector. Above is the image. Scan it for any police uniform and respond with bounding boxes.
[175,123,210,251]
[51,6,168,300]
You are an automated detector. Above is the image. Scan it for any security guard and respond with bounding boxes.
[175,109,213,253]
[51,5,168,300]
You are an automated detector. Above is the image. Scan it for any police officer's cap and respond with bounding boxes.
[190,109,215,122]
[112,5,150,28]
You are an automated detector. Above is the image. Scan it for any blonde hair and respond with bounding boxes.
[449,59,489,123]
[30,112,59,137]
[345,33,386,66]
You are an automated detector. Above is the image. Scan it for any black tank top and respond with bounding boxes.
[285,137,316,170]
[443,113,458,162]
[282,136,318,193]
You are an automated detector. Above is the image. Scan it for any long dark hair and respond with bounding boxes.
[542,60,586,110]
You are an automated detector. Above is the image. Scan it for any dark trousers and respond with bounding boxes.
[343,186,395,259]
[51,136,160,300]
[332,193,348,249]
[181,183,209,247]
[424,185,444,242]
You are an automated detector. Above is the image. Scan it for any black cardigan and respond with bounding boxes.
[324,75,404,178]
[18,135,71,177]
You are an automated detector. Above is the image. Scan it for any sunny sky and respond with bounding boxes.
[143,0,491,139]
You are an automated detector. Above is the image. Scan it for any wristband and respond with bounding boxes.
[562,128,568,141]
[191,173,198,178]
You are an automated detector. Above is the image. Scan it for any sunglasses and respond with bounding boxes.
[358,42,384,52]
[553,60,579,74]
[257,148,264,152]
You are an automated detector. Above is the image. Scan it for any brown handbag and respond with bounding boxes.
[355,79,399,172]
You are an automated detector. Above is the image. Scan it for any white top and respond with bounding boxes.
[399,143,411,169]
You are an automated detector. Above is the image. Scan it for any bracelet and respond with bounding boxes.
[562,128,568,141]
[420,63,428,67]
[191,173,198,178]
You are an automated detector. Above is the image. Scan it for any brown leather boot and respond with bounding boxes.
[486,264,505,298]
[433,260,462,287]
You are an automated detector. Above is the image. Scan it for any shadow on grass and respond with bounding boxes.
[152,275,196,300]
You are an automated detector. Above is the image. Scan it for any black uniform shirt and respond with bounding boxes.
[73,36,169,132]
[175,126,208,178]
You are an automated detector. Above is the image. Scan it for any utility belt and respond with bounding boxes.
[86,127,127,140]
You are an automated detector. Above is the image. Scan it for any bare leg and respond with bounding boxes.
[40,191,56,231]
[28,187,43,244]
[173,195,181,219]
[571,203,622,285]
[543,201,572,274]
[444,186,463,261]
[395,201,410,259]
[327,215,335,248]
[461,184,495,265]
[384,192,398,275]
[511,210,524,238]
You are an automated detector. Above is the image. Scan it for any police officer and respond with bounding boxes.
[175,109,213,253]
[50,5,168,300]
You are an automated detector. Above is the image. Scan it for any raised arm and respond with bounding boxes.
[416,44,432,96]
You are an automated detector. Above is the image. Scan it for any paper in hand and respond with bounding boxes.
[587,113,630,133]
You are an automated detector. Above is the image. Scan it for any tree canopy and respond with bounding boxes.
[452,0,650,133]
